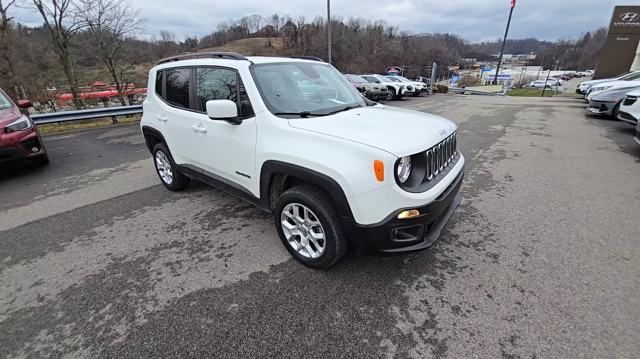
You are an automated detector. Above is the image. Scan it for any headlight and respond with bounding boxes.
[4,115,33,133]
[397,156,412,184]
[591,86,612,92]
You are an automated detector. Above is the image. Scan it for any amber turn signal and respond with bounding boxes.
[397,209,420,219]
[374,160,384,182]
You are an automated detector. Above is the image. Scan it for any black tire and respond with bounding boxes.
[274,185,348,269]
[412,91,420,97]
[152,143,190,191]
[33,153,49,166]
[385,89,394,101]
[611,102,621,119]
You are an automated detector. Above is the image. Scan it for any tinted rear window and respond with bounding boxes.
[164,68,191,108]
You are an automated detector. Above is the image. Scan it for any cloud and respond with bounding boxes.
[8,0,630,42]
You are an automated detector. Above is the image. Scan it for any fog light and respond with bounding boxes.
[31,147,39,153]
[397,209,420,219]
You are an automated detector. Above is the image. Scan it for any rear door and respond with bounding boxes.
[155,67,201,166]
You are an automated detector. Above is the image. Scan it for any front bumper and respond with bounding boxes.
[0,129,46,163]
[342,169,464,255]
[587,100,617,116]
[618,111,639,126]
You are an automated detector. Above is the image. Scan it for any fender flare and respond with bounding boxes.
[141,125,167,153]
[259,160,354,219]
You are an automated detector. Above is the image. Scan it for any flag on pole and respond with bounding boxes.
[511,0,516,8]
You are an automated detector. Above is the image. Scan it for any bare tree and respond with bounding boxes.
[77,0,143,106]
[32,0,85,109]
[0,0,22,98]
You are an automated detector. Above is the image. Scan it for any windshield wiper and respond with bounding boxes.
[325,105,363,115]
[272,111,327,118]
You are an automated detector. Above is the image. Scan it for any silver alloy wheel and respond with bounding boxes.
[155,151,173,184]
[281,203,326,259]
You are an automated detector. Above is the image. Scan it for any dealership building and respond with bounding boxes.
[594,5,640,79]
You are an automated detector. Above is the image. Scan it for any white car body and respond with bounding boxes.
[140,54,465,267]
[578,71,640,95]
[618,89,640,129]
[361,74,409,98]
[587,80,640,101]
[387,75,426,93]
[527,79,561,89]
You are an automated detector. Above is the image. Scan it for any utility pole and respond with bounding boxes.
[541,64,552,97]
[493,0,516,85]
[327,0,331,64]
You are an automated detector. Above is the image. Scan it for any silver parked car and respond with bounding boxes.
[587,86,640,118]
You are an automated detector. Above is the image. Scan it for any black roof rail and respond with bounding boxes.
[157,52,250,65]
[289,56,325,62]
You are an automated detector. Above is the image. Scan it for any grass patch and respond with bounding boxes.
[37,115,141,136]
[508,88,554,97]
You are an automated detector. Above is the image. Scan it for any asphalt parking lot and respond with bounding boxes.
[1,94,639,358]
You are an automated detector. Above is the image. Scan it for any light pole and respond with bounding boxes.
[327,0,331,63]
[493,0,516,85]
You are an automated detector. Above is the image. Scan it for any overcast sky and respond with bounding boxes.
[10,0,632,42]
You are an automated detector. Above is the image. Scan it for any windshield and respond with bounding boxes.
[346,75,368,84]
[393,76,412,83]
[618,72,637,80]
[361,76,381,84]
[622,72,640,81]
[253,62,366,117]
[0,91,13,110]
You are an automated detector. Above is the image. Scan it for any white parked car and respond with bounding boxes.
[141,53,465,269]
[386,75,426,96]
[527,79,561,89]
[586,78,640,101]
[361,74,409,100]
[577,70,640,95]
[618,89,640,129]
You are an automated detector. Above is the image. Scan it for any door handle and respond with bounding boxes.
[157,114,168,122]
[192,124,207,133]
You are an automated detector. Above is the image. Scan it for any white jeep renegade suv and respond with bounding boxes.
[141,52,465,269]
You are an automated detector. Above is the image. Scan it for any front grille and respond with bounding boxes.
[619,111,638,124]
[623,96,637,106]
[425,132,457,182]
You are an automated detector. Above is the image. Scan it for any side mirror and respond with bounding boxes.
[16,100,32,109]
[206,100,241,125]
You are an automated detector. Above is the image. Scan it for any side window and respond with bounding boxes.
[164,68,191,108]
[196,67,254,117]
[155,70,163,97]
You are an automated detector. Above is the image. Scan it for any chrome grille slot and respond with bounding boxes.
[424,132,458,183]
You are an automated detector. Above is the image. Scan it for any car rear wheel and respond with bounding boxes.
[152,143,190,191]
[275,185,348,269]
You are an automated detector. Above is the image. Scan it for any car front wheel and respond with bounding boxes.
[152,143,190,191]
[275,185,348,269]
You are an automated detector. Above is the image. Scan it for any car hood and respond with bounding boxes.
[592,86,640,101]
[0,106,21,128]
[288,104,457,157]
[580,78,619,87]
[592,80,640,89]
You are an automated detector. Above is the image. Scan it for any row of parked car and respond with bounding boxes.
[578,70,640,145]
[344,74,428,101]
[526,70,594,89]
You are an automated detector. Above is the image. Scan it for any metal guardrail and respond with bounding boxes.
[31,105,143,125]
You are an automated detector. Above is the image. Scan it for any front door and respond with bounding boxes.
[190,67,258,195]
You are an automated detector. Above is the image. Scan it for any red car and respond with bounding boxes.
[0,89,49,166]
